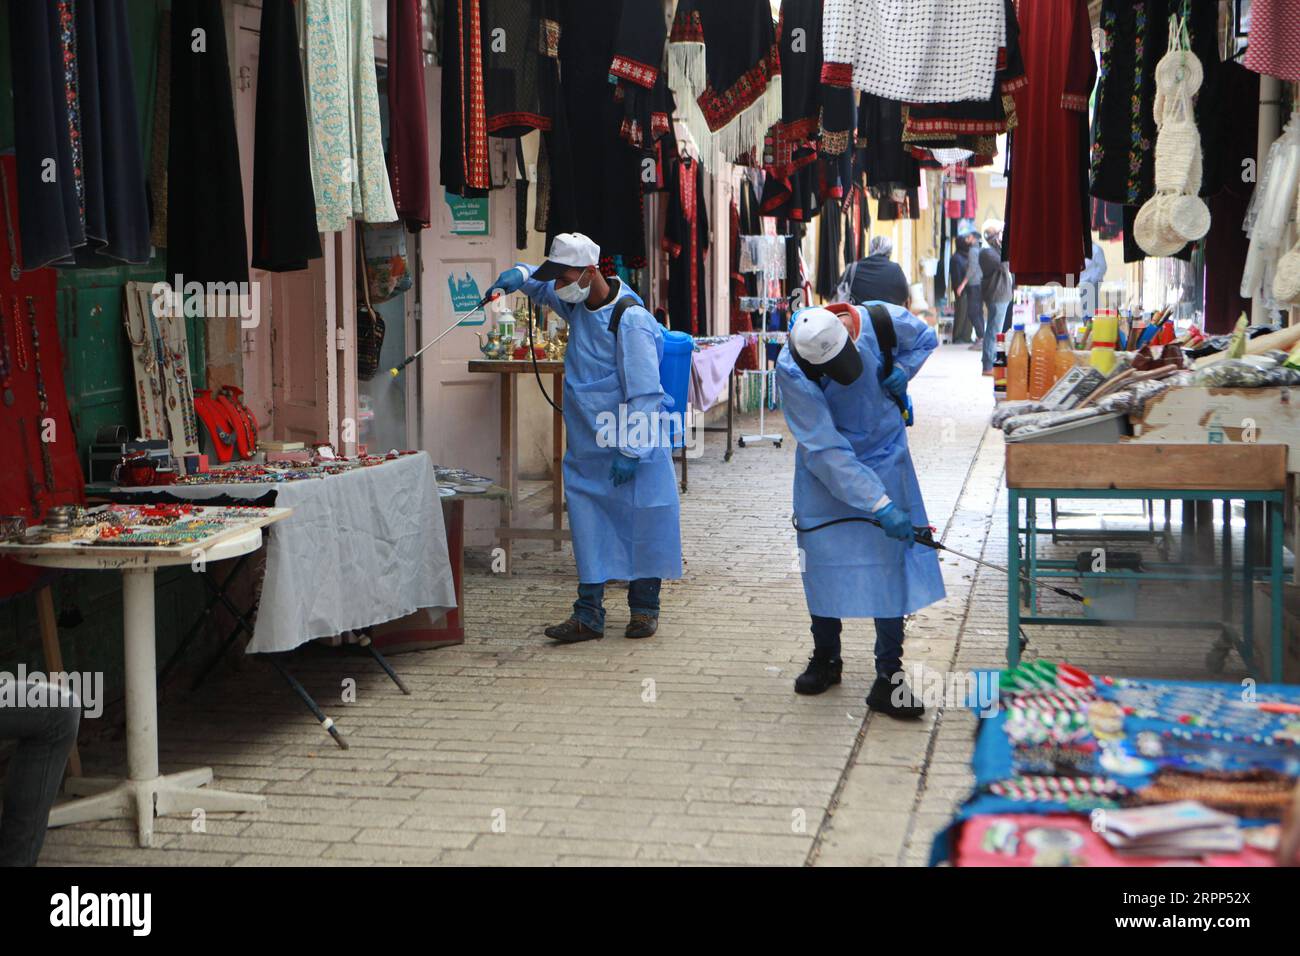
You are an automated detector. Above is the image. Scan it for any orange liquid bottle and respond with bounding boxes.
[1029,316,1058,400]
[1053,317,1075,383]
[1006,321,1029,401]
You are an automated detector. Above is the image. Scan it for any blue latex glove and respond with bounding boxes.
[489,265,527,296]
[881,366,909,400]
[609,453,639,486]
[875,502,914,545]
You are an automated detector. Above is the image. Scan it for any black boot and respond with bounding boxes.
[794,655,842,695]
[866,672,925,719]
[544,618,604,644]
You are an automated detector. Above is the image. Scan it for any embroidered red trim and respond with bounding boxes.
[697,44,781,133]
[463,0,489,190]
[905,116,1009,136]
[487,111,552,133]
[669,10,703,43]
[1001,74,1029,95]
[610,54,658,90]
[820,61,852,87]
[1061,92,1089,112]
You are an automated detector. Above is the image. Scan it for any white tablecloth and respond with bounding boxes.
[116,452,456,653]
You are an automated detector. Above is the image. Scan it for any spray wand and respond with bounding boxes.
[792,514,1090,606]
[388,293,497,378]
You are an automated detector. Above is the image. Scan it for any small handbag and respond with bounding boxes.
[356,228,385,382]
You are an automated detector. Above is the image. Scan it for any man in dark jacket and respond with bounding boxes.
[978,219,1014,375]
[837,236,910,307]
[948,230,982,344]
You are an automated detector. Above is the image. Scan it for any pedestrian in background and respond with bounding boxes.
[978,219,1014,376]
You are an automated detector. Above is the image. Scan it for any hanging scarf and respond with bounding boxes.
[388,0,431,230]
[168,0,248,287]
[251,0,323,271]
[668,0,782,166]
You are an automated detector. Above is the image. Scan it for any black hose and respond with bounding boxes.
[527,297,562,414]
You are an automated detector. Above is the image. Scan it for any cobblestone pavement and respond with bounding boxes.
[39,343,1240,866]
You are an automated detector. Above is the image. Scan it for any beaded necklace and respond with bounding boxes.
[27,297,55,491]
[0,296,14,406]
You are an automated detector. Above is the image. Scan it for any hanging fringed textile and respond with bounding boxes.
[667,0,782,166]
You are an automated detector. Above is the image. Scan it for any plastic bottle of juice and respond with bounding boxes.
[1006,321,1029,401]
[993,333,1007,400]
[1029,315,1058,400]
[1053,317,1075,383]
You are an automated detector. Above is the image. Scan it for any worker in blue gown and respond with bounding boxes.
[776,302,944,718]
[490,233,681,643]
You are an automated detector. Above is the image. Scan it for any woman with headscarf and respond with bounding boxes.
[834,235,910,307]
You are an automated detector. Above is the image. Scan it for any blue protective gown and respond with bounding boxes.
[520,268,682,584]
[776,302,945,618]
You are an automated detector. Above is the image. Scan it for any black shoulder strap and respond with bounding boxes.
[866,303,896,379]
[607,295,636,336]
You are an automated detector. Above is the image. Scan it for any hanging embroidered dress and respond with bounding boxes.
[664,156,710,336]
[822,0,1005,104]
[8,0,150,270]
[668,0,782,166]
[1004,0,1096,287]
[303,0,397,232]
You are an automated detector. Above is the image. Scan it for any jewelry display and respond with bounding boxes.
[12,295,28,371]
[27,296,56,492]
[0,296,14,406]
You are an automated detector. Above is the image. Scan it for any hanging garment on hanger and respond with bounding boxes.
[664,157,710,335]
[8,0,150,270]
[1004,0,1096,286]
[388,0,432,230]
[668,0,782,166]
[439,0,490,197]
[252,0,323,271]
[609,0,670,146]
[482,0,557,138]
[304,0,397,230]
[822,0,1004,104]
[1244,0,1300,82]
[168,0,249,287]
[542,0,648,262]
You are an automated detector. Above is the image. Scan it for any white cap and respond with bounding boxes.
[790,307,848,365]
[532,232,601,280]
[983,218,1004,236]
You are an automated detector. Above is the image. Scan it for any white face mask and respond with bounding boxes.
[555,271,591,304]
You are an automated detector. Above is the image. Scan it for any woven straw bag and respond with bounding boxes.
[1169,194,1211,242]
[1154,88,1201,194]
[1134,195,1185,257]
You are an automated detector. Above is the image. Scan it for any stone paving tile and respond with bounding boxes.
[43,343,1213,867]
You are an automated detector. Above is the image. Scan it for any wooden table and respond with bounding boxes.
[0,506,292,847]
[468,359,569,571]
[1005,443,1287,679]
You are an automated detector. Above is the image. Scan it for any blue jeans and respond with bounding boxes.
[982,300,1011,372]
[574,579,661,633]
[0,684,81,867]
[810,615,905,677]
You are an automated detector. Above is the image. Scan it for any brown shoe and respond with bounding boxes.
[625,614,658,639]
[544,618,603,643]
